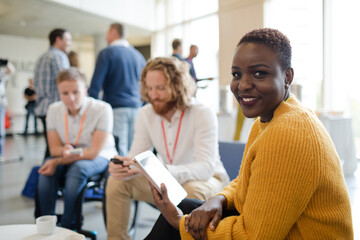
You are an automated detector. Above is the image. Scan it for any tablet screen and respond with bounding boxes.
[134,150,187,206]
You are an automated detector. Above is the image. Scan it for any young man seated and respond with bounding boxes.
[37,67,117,229]
[106,57,229,240]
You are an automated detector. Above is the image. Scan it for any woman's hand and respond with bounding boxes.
[151,183,183,230]
[185,195,227,240]
[38,158,60,176]
[108,156,140,180]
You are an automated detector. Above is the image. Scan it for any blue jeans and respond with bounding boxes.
[37,156,108,229]
[112,107,139,156]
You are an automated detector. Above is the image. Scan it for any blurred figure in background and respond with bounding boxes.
[185,45,214,83]
[37,67,117,229]
[0,59,15,158]
[23,78,38,136]
[34,28,72,159]
[68,51,80,68]
[88,22,146,156]
[172,39,183,60]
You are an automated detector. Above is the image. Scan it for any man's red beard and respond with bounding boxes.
[151,99,177,116]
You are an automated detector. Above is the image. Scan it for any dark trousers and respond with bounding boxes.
[145,198,239,240]
[24,104,38,134]
[38,116,50,159]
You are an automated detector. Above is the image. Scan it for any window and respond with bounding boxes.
[152,0,219,111]
[264,0,359,157]
[324,0,360,156]
[264,0,323,110]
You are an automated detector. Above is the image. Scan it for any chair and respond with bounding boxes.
[35,167,108,240]
[218,141,246,180]
[75,168,108,240]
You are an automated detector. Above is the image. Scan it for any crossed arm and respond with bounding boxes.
[38,130,109,176]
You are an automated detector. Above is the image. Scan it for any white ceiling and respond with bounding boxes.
[0,0,152,42]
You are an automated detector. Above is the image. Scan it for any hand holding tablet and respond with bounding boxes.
[134,150,187,206]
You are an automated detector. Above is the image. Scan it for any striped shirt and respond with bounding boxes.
[34,47,70,116]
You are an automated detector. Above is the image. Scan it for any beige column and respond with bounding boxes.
[218,0,265,88]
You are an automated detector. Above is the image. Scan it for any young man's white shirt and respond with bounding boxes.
[46,97,117,159]
[128,100,229,185]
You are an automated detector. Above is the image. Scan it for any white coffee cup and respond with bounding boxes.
[65,234,86,240]
[36,215,57,235]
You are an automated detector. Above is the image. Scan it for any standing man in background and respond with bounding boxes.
[185,45,214,83]
[34,28,72,158]
[88,23,146,156]
[171,39,183,60]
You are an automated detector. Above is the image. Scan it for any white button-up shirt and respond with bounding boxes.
[128,101,229,185]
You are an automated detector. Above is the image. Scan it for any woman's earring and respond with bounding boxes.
[285,83,290,89]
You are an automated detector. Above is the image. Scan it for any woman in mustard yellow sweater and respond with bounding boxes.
[145,28,353,240]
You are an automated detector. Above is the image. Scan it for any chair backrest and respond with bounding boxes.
[219,141,246,181]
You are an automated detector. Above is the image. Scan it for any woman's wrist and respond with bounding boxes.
[169,214,182,230]
[214,194,227,209]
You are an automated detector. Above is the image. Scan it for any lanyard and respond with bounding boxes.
[161,110,185,164]
[64,107,88,147]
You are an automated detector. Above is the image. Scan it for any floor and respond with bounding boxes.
[0,124,359,239]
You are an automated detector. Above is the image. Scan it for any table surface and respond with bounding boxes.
[0,224,84,240]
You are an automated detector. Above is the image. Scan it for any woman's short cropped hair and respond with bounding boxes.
[140,57,196,110]
[56,67,87,86]
[238,28,292,70]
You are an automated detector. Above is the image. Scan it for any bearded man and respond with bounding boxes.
[106,57,229,240]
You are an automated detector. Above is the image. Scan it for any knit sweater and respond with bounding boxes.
[179,96,353,239]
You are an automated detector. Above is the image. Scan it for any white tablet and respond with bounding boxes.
[134,150,187,206]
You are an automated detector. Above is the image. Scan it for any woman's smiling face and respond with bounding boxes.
[230,42,293,122]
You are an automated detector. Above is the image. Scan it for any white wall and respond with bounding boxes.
[71,38,96,83]
[0,34,95,116]
[0,34,47,115]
